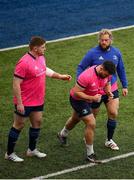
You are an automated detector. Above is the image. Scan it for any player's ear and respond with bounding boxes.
[100,66,103,71]
[33,46,38,52]
[109,35,113,44]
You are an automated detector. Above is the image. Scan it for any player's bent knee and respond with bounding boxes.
[13,122,25,130]
[86,123,96,130]
[33,119,42,127]
[109,110,118,118]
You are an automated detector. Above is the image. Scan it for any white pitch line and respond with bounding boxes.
[32,151,134,179]
[0,25,134,52]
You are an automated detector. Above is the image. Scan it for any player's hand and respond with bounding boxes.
[17,104,25,114]
[92,94,102,102]
[60,74,72,81]
[107,91,114,101]
[122,88,128,96]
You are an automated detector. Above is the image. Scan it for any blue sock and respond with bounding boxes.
[107,119,117,141]
[29,127,40,151]
[7,127,21,155]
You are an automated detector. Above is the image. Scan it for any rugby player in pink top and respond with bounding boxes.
[57,61,116,163]
[5,36,71,162]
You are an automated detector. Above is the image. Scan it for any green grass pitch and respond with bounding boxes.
[0,28,134,179]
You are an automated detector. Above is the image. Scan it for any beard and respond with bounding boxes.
[99,43,110,51]
[98,73,106,79]
[38,52,44,56]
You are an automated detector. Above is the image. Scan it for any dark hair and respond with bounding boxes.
[29,36,46,50]
[102,61,116,75]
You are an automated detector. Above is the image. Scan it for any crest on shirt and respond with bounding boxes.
[35,66,39,70]
[113,55,118,60]
[91,82,96,86]
[35,66,45,77]
[99,56,104,60]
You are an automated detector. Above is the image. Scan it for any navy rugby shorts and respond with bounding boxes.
[14,104,44,117]
[70,96,92,117]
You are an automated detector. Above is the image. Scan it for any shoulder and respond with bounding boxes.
[110,46,122,55]
[88,46,99,53]
[83,66,95,78]
[15,53,31,68]
[78,66,95,84]
[19,53,30,63]
[85,46,99,56]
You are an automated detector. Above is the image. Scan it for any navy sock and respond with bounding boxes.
[107,119,117,141]
[29,127,40,151]
[7,127,21,155]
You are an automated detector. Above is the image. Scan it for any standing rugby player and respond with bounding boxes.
[76,29,128,150]
[5,36,71,162]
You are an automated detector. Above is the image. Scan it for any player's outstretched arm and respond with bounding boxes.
[52,73,72,81]
[46,67,71,81]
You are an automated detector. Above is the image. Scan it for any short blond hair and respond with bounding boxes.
[98,29,113,40]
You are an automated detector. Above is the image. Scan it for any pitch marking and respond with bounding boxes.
[0,25,134,52]
[32,151,134,179]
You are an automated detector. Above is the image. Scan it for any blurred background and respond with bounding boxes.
[0,0,134,48]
